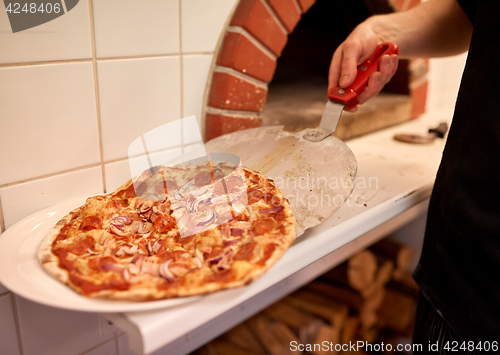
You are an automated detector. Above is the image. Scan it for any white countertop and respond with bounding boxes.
[105,108,454,355]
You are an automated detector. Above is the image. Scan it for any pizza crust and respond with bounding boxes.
[37,165,296,301]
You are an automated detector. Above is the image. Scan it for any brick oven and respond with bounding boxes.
[202,0,429,142]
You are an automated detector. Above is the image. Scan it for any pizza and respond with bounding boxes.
[37,161,296,301]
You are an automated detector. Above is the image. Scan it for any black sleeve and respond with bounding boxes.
[456,0,479,24]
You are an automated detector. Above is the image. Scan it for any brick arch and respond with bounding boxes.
[203,0,427,142]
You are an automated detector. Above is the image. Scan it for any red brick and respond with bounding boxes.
[411,80,427,118]
[296,0,315,13]
[231,0,288,56]
[217,32,277,82]
[205,114,262,141]
[391,0,405,10]
[208,72,268,112]
[267,0,302,33]
[405,0,421,10]
[410,59,429,82]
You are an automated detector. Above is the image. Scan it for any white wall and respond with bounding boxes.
[0,1,236,354]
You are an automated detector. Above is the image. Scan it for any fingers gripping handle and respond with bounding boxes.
[328,42,399,109]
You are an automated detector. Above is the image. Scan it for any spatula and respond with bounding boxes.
[205,42,399,237]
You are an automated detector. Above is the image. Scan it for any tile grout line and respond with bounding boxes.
[261,0,289,35]
[87,0,107,193]
[0,53,213,69]
[114,334,120,355]
[10,294,25,355]
[179,0,184,154]
[0,142,194,190]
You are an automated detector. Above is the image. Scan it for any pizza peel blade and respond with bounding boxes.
[205,125,357,237]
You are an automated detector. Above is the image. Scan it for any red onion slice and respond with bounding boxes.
[138,221,153,234]
[196,209,218,226]
[223,237,242,246]
[110,224,131,237]
[189,185,208,196]
[230,228,244,237]
[111,216,132,226]
[159,260,174,282]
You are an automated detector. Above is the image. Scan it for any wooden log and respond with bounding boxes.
[299,319,326,345]
[388,270,419,298]
[268,321,301,355]
[311,325,340,355]
[305,281,385,313]
[264,301,320,333]
[323,251,378,292]
[359,311,379,329]
[377,289,416,332]
[206,339,260,355]
[341,316,359,344]
[359,326,379,343]
[246,314,286,355]
[221,323,267,354]
[370,239,414,271]
[284,290,349,328]
[374,254,395,286]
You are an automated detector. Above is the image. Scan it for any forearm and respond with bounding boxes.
[367,0,473,58]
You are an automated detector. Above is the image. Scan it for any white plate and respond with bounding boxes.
[0,198,201,313]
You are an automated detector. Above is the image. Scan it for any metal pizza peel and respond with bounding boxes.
[205,43,399,237]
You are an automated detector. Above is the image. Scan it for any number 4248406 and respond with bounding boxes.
[5,3,61,14]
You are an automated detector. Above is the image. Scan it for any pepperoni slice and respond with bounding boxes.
[69,273,108,295]
[225,176,244,193]
[67,236,95,255]
[251,218,276,236]
[234,241,256,261]
[206,269,233,283]
[154,179,178,195]
[125,182,146,198]
[247,189,263,204]
[213,181,226,196]
[258,243,277,266]
[194,171,212,187]
[79,216,103,231]
[153,214,176,233]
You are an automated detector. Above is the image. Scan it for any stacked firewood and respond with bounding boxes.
[194,238,419,355]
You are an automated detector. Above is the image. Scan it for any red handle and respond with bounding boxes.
[328,42,399,109]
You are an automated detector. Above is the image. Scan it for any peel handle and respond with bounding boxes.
[328,42,399,109]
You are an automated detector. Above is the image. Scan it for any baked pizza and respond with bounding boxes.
[37,162,296,301]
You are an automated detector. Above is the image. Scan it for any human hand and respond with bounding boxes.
[329,23,399,112]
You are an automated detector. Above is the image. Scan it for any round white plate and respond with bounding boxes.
[0,198,200,313]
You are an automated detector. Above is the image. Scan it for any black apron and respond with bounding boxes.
[413,0,500,342]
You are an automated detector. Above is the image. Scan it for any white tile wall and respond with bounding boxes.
[0,0,92,64]
[85,339,118,355]
[15,295,113,355]
[97,57,181,161]
[0,282,9,294]
[0,294,21,355]
[92,0,180,58]
[104,147,182,192]
[181,0,237,53]
[183,54,213,126]
[427,53,468,112]
[0,62,100,186]
[0,166,103,229]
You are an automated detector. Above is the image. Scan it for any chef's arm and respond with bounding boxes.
[329,0,473,111]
